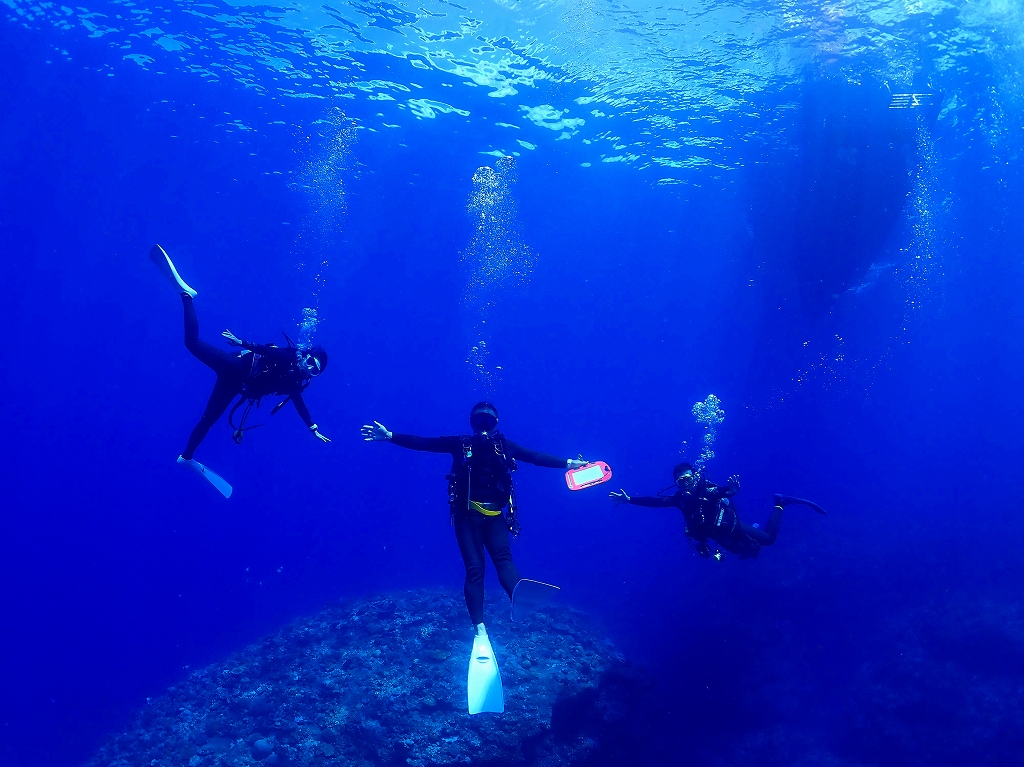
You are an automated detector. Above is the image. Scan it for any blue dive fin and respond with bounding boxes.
[150,244,197,298]
[177,456,232,498]
[775,494,827,515]
[511,578,560,621]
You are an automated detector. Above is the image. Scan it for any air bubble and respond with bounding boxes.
[461,156,533,391]
[691,394,725,475]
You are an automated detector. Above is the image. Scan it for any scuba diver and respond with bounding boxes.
[609,462,826,560]
[150,244,329,497]
[361,403,588,633]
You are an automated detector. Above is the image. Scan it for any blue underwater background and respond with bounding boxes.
[3,0,1024,764]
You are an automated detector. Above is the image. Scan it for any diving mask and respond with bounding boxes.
[471,413,498,433]
[303,354,323,376]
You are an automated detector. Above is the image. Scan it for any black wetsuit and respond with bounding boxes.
[181,295,315,459]
[390,431,565,625]
[627,477,782,559]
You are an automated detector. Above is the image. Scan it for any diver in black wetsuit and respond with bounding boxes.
[361,403,588,634]
[610,462,826,560]
[150,245,330,471]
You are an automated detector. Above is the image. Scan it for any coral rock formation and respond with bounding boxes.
[89,589,647,767]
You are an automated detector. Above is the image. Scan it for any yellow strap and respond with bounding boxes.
[469,500,504,517]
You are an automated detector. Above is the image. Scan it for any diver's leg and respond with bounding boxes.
[765,503,783,541]
[182,295,246,376]
[453,512,487,626]
[739,504,783,547]
[482,515,521,600]
[181,376,241,460]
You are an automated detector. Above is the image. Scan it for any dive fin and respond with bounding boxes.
[774,494,827,515]
[511,578,560,621]
[177,456,232,498]
[150,244,197,298]
[467,629,503,714]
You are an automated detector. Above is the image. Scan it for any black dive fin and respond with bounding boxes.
[774,494,828,515]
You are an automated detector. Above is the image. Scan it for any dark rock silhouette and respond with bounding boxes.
[747,77,920,317]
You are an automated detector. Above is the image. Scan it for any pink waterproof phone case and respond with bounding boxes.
[565,461,613,491]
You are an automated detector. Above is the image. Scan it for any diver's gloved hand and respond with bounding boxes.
[361,420,393,441]
[309,424,331,443]
[609,489,631,504]
[728,473,741,488]
[567,457,588,470]
[222,329,244,347]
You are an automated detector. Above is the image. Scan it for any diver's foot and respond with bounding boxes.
[150,244,197,298]
[475,623,487,638]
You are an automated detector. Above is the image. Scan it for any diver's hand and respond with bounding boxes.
[222,329,244,347]
[567,455,588,470]
[361,421,393,441]
[309,424,331,443]
[609,489,631,504]
[728,473,741,488]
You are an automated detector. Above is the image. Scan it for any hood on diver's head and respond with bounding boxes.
[673,462,695,485]
[672,462,694,479]
[304,345,328,376]
[470,401,499,433]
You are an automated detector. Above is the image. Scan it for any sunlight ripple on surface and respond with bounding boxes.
[3,0,1022,173]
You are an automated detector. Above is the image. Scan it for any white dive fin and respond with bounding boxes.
[511,578,560,621]
[467,632,504,714]
[177,456,232,498]
[149,244,197,298]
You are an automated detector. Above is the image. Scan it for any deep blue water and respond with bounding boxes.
[2,0,1024,764]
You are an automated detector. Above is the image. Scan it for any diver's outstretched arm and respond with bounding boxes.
[361,422,460,453]
[507,441,588,469]
[620,494,678,508]
[361,421,392,441]
[222,329,246,347]
[292,393,329,442]
[727,473,741,493]
[222,330,294,361]
[505,440,565,468]
[391,434,462,453]
[705,474,740,500]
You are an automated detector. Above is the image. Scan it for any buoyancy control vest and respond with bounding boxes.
[240,347,310,401]
[446,431,521,534]
[229,341,311,444]
[680,481,739,556]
